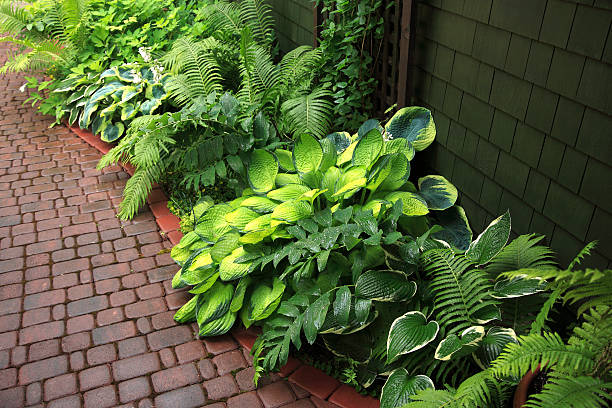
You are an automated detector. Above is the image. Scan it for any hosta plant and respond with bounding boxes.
[52,61,169,142]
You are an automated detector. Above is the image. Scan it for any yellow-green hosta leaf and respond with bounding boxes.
[319,138,338,171]
[333,166,367,198]
[240,196,278,213]
[333,177,366,197]
[195,204,233,242]
[326,131,352,153]
[189,270,220,294]
[249,278,286,321]
[366,153,409,192]
[385,192,429,216]
[384,137,415,161]
[225,207,259,231]
[230,277,252,313]
[101,122,124,142]
[387,311,439,363]
[434,326,485,361]
[248,149,278,194]
[293,134,323,173]
[321,166,341,201]
[352,128,383,169]
[298,188,327,204]
[239,227,276,244]
[267,184,311,202]
[120,103,138,121]
[228,196,248,209]
[271,200,313,224]
[380,369,434,408]
[276,173,303,186]
[173,295,197,323]
[171,269,188,289]
[275,149,295,172]
[244,214,272,232]
[418,175,458,211]
[210,232,241,263]
[198,310,237,337]
[219,246,252,281]
[385,106,436,151]
[336,139,358,166]
[170,245,191,264]
[362,199,384,217]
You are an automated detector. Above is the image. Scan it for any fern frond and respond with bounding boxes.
[486,234,556,277]
[422,249,498,334]
[117,163,164,220]
[0,1,31,35]
[280,45,322,88]
[402,388,460,408]
[491,332,596,378]
[0,37,71,73]
[201,1,242,37]
[281,86,333,138]
[568,241,598,270]
[530,288,561,335]
[525,374,612,408]
[239,0,275,49]
[568,306,612,357]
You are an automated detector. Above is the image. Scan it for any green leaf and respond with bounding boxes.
[196,281,233,327]
[332,286,351,327]
[358,119,383,138]
[293,134,323,173]
[276,173,303,186]
[188,271,220,294]
[432,206,473,250]
[225,207,259,232]
[198,310,237,337]
[195,204,233,242]
[210,232,241,263]
[100,122,124,142]
[267,184,311,202]
[120,103,138,121]
[387,311,439,363]
[492,277,546,299]
[366,153,409,192]
[465,211,511,265]
[384,138,415,161]
[303,292,331,344]
[333,166,367,198]
[385,192,429,216]
[352,128,383,169]
[79,101,98,128]
[244,214,272,232]
[275,149,295,171]
[321,166,341,200]
[271,200,312,225]
[355,270,417,302]
[325,131,351,153]
[249,278,286,321]
[380,369,434,408]
[473,327,517,368]
[434,326,485,361]
[219,247,252,281]
[418,175,458,211]
[173,295,197,323]
[319,138,338,171]
[248,149,278,194]
[385,106,436,151]
[230,277,252,313]
[239,196,277,214]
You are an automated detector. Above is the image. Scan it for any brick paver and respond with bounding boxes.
[0,43,338,407]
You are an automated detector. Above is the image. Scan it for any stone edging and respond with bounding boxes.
[66,124,381,408]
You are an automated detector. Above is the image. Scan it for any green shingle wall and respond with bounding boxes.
[267,0,314,52]
[412,0,612,268]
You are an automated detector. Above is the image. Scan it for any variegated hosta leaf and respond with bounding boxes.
[333,166,367,198]
[271,200,312,225]
[267,184,311,202]
[434,326,485,361]
[198,310,237,337]
[180,249,213,285]
[173,295,198,323]
[210,232,240,263]
[384,137,415,161]
[321,166,341,201]
[171,270,188,290]
[120,103,138,121]
[380,369,434,408]
[465,211,511,265]
[248,149,278,194]
[195,281,233,327]
[89,81,124,103]
[170,246,191,265]
[355,270,417,302]
[79,101,98,128]
[230,277,252,313]
[418,175,458,211]
[248,278,286,321]
[101,122,125,142]
[432,205,473,251]
[385,106,436,152]
[219,246,252,281]
[473,326,517,368]
[326,131,352,153]
[387,311,439,363]
[322,331,372,363]
[195,204,233,242]
[319,138,338,172]
[275,149,295,172]
[352,128,383,169]
[366,153,409,193]
[293,133,323,173]
[188,270,219,294]
[385,191,429,216]
[225,207,259,232]
[491,276,546,299]
[244,214,272,232]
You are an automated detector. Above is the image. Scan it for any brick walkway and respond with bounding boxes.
[0,45,337,408]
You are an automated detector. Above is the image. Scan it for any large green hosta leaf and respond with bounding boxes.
[210,232,240,263]
[352,128,383,169]
[432,206,472,250]
[248,278,286,321]
[385,192,429,216]
[271,200,312,224]
[333,166,367,198]
[434,325,485,361]
[174,295,197,323]
[418,175,458,211]
[267,184,310,202]
[473,326,517,368]
[196,281,233,327]
[274,149,295,171]
[366,153,409,192]
[380,369,434,408]
[465,211,511,265]
[248,149,278,194]
[79,101,98,128]
[219,246,252,281]
[225,207,259,231]
[293,134,323,173]
[198,310,237,337]
[491,276,546,299]
[385,106,436,151]
[355,270,417,302]
[240,196,278,213]
[387,311,439,363]
[195,204,233,242]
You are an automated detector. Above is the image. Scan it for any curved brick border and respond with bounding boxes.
[66,124,381,408]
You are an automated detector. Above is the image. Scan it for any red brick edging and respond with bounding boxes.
[66,124,381,408]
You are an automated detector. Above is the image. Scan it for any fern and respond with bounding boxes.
[0,1,31,35]
[281,86,334,138]
[422,249,499,335]
[486,234,556,277]
[279,46,322,90]
[238,0,275,49]
[568,241,598,270]
[117,162,164,220]
[524,374,612,408]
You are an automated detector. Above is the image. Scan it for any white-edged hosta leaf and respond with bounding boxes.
[249,278,286,321]
[195,281,233,327]
[355,270,417,302]
[248,149,278,194]
[225,207,259,231]
[385,106,436,151]
[434,326,485,361]
[100,122,124,142]
[465,211,511,265]
[380,369,434,408]
[472,304,501,324]
[79,101,98,128]
[491,276,546,299]
[352,128,383,169]
[385,191,429,216]
[293,134,323,173]
[418,175,458,211]
[267,184,310,202]
[275,149,295,171]
[387,311,439,363]
[271,200,312,224]
[473,327,517,368]
[219,247,252,281]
